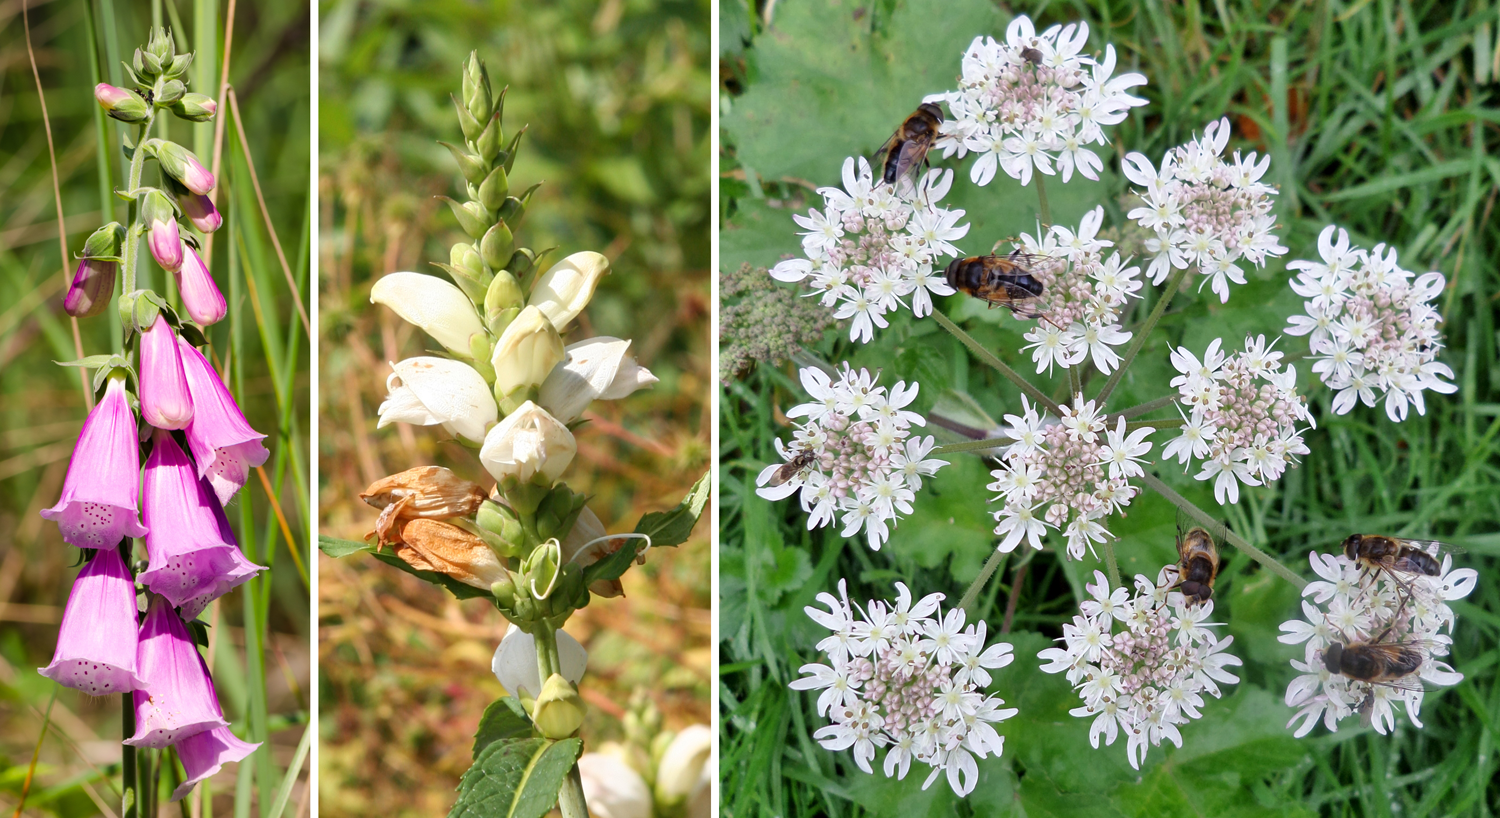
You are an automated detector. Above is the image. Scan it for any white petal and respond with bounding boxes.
[371,272,485,356]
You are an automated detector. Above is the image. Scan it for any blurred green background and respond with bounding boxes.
[0,0,311,816]
[315,0,711,814]
[719,0,1500,816]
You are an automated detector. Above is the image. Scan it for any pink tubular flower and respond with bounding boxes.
[40,375,148,548]
[149,215,184,272]
[138,430,263,620]
[178,192,222,233]
[63,257,117,318]
[179,337,269,505]
[175,245,227,326]
[169,654,260,802]
[37,546,146,695]
[125,595,229,748]
[155,141,216,195]
[139,317,194,430]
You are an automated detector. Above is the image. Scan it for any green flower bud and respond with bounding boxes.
[95,84,149,122]
[83,222,127,261]
[477,112,504,164]
[432,241,491,304]
[490,572,516,609]
[503,127,527,174]
[523,538,562,601]
[484,270,524,335]
[154,79,185,107]
[164,53,193,80]
[477,165,509,210]
[140,49,164,78]
[463,52,493,124]
[171,93,218,122]
[440,141,487,186]
[497,183,541,228]
[448,94,484,144]
[439,196,491,240]
[480,221,515,271]
[505,247,551,280]
[555,562,585,612]
[532,674,584,739]
[536,485,586,544]
[476,500,527,559]
[146,27,174,63]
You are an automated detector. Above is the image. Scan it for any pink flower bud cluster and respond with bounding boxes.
[789,581,1018,797]
[1162,335,1313,505]
[770,159,970,343]
[988,397,1152,559]
[1285,225,1455,421]
[1013,207,1142,376]
[755,365,946,551]
[1038,569,1242,769]
[1122,117,1287,302]
[930,17,1147,187]
[1278,547,1474,737]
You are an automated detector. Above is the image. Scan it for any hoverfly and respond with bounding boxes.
[1322,637,1427,690]
[766,448,817,488]
[875,102,943,188]
[1341,534,1464,615]
[1171,515,1222,606]
[943,251,1047,319]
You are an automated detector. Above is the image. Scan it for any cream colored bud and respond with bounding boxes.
[538,337,659,423]
[478,401,575,485]
[377,357,497,445]
[527,251,609,333]
[532,673,584,738]
[491,624,587,699]
[655,725,713,809]
[371,272,486,357]
[491,305,565,397]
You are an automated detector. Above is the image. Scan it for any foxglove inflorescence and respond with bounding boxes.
[1284,225,1455,420]
[988,396,1152,558]
[1161,334,1313,504]
[1012,207,1141,375]
[755,365,946,550]
[789,581,1018,797]
[1278,548,1474,736]
[769,160,969,342]
[1038,570,1241,769]
[929,17,1147,187]
[1122,117,1287,301]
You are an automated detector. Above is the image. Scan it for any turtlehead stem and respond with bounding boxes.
[1138,471,1307,590]
[931,308,1063,416]
[1096,264,1191,405]
[531,622,589,818]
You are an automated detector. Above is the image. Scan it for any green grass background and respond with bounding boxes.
[315,0,711,814]
[0,1,312,815]
[718,0,1500,815]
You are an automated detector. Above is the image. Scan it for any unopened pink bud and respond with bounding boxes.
[149,218,184,272]
[175,245,226,327]
[139,317,194,430]
[179,192,222,233]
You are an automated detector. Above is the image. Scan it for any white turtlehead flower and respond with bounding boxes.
[491,623,588,699]
[539,337,659,423]
[790,580,1017,797]
[1279,547,1475,737]
[529,251,610,332]
[370,272,486,356]
[577,753,652,818]
[656,725,713,813]
[480,401,576,484]
[491,305,566,396]
[378,357,497,445]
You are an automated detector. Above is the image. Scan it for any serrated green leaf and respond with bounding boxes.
[473,698,534,760]
[316,535,494,602]
[633,471,711,547]
[448,736,581,818]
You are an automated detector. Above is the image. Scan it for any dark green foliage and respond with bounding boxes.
[719,0,1500,815]
[448,736,581,818]
[720,264,840,382]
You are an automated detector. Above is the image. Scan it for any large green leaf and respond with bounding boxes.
[317,535,494,602]
[448,736,582,818]
[472,698,535,760]
[632,470,712,547]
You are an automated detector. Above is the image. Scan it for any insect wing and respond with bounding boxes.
[1388,537,1467,558]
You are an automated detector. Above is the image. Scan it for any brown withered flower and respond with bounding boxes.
[388,518,507,590]
[361,465,487,546]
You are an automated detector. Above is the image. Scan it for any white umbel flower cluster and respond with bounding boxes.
[1038,569,1242,770]
[1121,117,1288,301]
[988,396,1152,559]
[1278,548,1475,736]
[769,159,970,343]
[789,581,1018,797]
[755,365,947,550]
[1161,334,1314,505]
[928,17,1147,187]
[1284,225,1456,421]
[1012,206,1142,376]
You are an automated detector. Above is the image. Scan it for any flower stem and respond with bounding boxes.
[931,308,1062,415]
[1137,471,1307,590]
[1101,537,1121,588]
[1034,174,1051,228]
[120,540,138,818]
[933,437,1010,455]
[121,111,157,298]
[1125,418,1185,431]
[1096,264,1191,405]
[957,548,1008,617]
[1109,394,1178,421]
[532,622,589,818]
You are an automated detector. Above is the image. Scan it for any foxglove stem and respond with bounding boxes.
[121,110,158,295]
[1096,264,1191,405]
[532,622,590,818]
[956,548,1008,616]
[930,308,1063,415]
[1109,394,1178,421]
[1137,470,1307,589]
